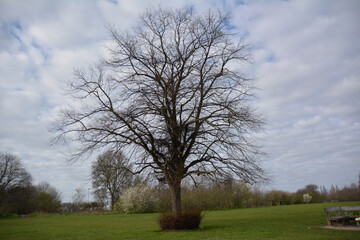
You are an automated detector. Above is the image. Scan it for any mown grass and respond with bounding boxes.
[0,202,359,239]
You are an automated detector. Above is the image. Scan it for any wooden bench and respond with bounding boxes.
[324,206,360,226]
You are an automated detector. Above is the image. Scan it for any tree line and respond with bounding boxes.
[112,176,360,214]
[90,150,360,213]
[0,152,62,215]
[1,150,359,215]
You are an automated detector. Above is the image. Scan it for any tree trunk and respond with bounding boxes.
[110,192,115,210]
[169,182,182,216]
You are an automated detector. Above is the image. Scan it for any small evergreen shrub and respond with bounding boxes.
[159,210,202,230]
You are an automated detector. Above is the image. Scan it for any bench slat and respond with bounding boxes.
[341,206,360,211]
[328,216,347,220]
[324,207,341,213]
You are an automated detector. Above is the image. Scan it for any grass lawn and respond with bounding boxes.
[0,202,359,239]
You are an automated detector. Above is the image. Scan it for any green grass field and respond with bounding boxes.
[1,202,359,240]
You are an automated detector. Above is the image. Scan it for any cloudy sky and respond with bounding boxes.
[0,0,359,202]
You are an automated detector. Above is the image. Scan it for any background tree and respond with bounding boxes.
[1,155,35,215]
[33,181,62,213]
[72,186,87,210]
[91,150,133,209]
[5,184,35,214]
[296,184,321,203]
[0,152,32,211]
[36,181,62,202]
[53,7,266,216]
[319,186,328,202]
[93,187,108,208]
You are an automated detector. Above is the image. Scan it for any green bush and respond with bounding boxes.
[33,192,61,213]
[159,210,202,230]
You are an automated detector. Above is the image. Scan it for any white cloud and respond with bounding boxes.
[235,0,360,191]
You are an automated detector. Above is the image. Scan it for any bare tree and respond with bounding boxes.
[91,150,133,209]
[0,152,32,203]
[93,187,108,208]
[297,184,319,195]
[72,186,87,206]
[35,181,62,203]
[53,7,266,216]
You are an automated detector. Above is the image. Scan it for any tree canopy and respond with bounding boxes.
[91,150,133,208]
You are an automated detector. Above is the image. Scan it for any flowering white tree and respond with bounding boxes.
[303,193,312,203]
[115,184,156,213]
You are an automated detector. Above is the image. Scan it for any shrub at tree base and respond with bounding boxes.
[159,211,202,230]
